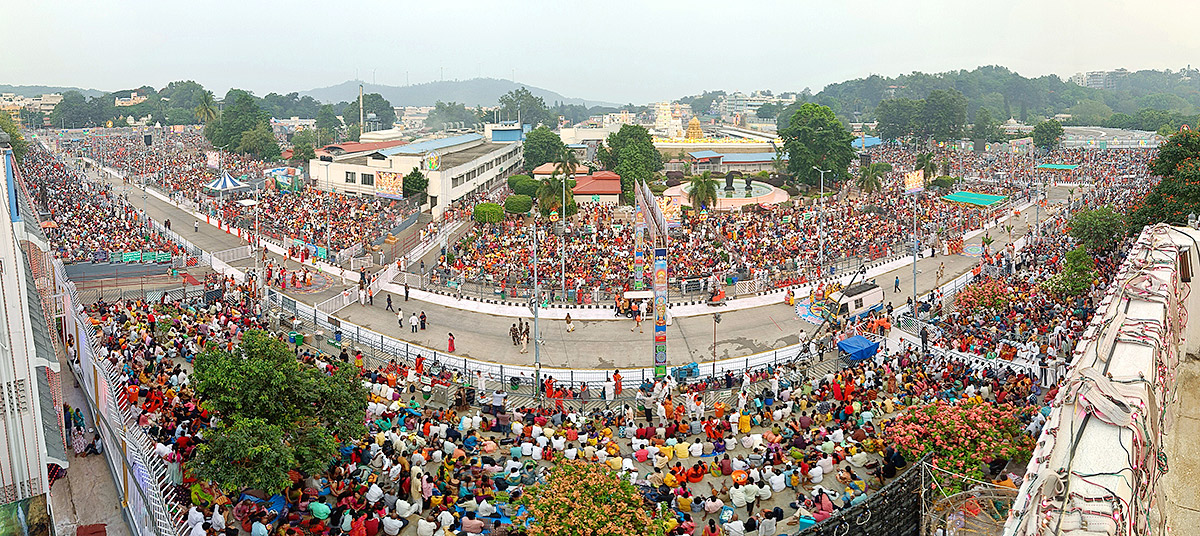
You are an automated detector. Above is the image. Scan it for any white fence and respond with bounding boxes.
[213,245,252,264]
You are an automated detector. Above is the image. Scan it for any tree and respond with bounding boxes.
[190,330,366,494]
[920,89,968,142]
[342,93,396,130]
[1130,151,1200,229]
[1068,99,1113,126]
[237,121,281,161]
[504,194,533,214]
[915,152,937,182]
[686,171,719,209]
[971,107,1002,142]
[425,101,481,130]
[523,126,566,172]
[1032,120,1064,150]
[512,177,541,197]
[1149,129,1200,178]
[1043,247,1097,297]
[597,125,662,198]
[0,114,28,163]
[290,129,317,164]
[473,202,504,223]
[1069,206,1126,252]
[209,90,268,150]
[346,124,361,142]
[755,103,781,119]
[778,103,855,186]
[875,98,923,142]
[194,90,218,125]
[515,460,665,536]
[507,174,531,191]
[49,91,91,128]
[498,87,551,127]
[856,162,893,194]
[315,104,341,132]
[403,167,428,201]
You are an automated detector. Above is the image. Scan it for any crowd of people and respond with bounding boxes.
[60,130,418,255]
[437,147,1152,303]
[17,143,182,262]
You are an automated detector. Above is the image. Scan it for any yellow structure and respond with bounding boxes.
[685,117,703,139]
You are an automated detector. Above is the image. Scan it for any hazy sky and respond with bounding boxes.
[4,0,1199,104]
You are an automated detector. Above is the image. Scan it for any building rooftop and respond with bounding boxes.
[380,133,483,156]
[439,142,512,169]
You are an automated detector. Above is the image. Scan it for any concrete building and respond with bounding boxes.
[571,171,622,205]
[1068,69,1129,90]
[0,136,68,522]
[113,92,148,107]
[310,133,522,216]
[681,150,784,174]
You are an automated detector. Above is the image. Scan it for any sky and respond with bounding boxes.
[4,0,1200,104]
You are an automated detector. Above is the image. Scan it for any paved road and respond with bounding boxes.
[86,164,1075,369]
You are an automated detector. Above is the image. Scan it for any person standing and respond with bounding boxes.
[396,308,404,327]
[510,324,519,345]
[405,283,410,301]
[447,333,455,353]
[410,313,419,333]
[194,221,199,233]
[386,294,394,312]
[894,276,901,293]
[565,313,575,333]
[519,331,528,354]
[419,312,427,330]
[613,369,623,396]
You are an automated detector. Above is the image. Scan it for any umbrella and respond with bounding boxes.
[40,221,58,229]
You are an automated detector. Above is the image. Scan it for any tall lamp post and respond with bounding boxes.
[812,167,830,270]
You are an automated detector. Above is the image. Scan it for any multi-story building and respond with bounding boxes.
[0,134,68,525]
[310,131,522,217]
[114,91,148,107]
[717,91,797,121]
[1068,69,1129,90]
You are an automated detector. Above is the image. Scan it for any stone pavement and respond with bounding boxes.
[1161,360,1200,531]
[84,161,1074,369]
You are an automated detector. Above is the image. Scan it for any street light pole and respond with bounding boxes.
[812,167,830,271]
[532,218,542,403]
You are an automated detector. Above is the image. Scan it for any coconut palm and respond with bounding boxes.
[195,91,218,124]
[856,162,893,194]
[687,171,719,209]
[915,152,937,182]
[537,147,579,217]
[536,174,567,216]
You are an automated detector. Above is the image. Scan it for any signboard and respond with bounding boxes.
[424,151,441,171]
[376,171,404,199]
[903,170,925,194]
[317,246,328,259]
[653,248,667,377]
[205,151,220,169]
[634,209,646,290]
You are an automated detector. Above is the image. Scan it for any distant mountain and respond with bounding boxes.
[300,78,619,108]
[0,84,106,98]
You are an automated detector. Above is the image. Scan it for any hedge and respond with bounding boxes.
[508,174,531,191]
[473,202,504,223]
[504,195,533,214]
[513,178,540,197]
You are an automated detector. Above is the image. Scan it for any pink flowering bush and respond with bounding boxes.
[953,278,1013,314]
[884,400,1034,493]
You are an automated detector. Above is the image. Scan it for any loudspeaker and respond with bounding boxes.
[143,134,152,147]
[860,153,871,167]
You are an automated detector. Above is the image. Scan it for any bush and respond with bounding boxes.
[665,177,681,187]
[513,178,540,197]
[784,186,800,196]
[665,170,684,180]
[473,202,504,223]
[754,170,771,179]
[649,182,668,194]
[507,174,530,191]
[767,175,785,188]
[504,195,533,214]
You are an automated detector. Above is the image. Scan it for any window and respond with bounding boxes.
[361,173,374,186]
[345,171,356,184]
[853,298,863,309]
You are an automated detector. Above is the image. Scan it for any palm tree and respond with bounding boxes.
[915,152,937,182]
[856,162,893,194]
[194,91,218,124]
[687,171,719,209]
[538,147,579,217]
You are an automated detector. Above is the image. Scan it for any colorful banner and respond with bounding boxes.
[653,248,667,377]
[317,246,328,259]
[122,251,141,263]
[377,171,404,200]
[205,151,219,169]
[904,169,925,194]
[633,208,646,290]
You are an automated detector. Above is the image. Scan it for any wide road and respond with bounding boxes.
[85,164,1072,370]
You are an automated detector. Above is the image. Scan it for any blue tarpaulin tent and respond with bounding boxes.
[851,136,883,149]
[837,335,880,362]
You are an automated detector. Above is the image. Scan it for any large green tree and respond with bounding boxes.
[779,103,855,186]
[920,89,968,142]
[597,125,662,198]
[875,98,923,142]
[237,121,281,161]
[971,107,1003,142]
[1069,206,1126,252]
[403,167,428,201]
[290,129,317,164]
[209,90,269,150]
[499,87,551,127]
[523,126,565,172]
[343,93,396,129]
[1032,120,1064,150]
[190,330,366,493]
[0,114,28,162]
[1130,132,1200,229]
[315,105,341,132]
[1149,129,1200,178]
[194,90,218,125]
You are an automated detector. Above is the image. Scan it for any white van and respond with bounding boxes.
[829,282,885,321]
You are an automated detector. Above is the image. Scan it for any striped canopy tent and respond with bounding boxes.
[205,171,248,193]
